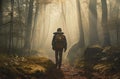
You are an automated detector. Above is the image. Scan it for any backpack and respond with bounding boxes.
[54,34,65,49]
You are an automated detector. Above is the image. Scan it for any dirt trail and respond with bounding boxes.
[60,64,87,79]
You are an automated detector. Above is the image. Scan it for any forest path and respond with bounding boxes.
[60,64,87,79]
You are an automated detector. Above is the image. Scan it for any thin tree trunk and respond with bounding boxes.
[109,0,120,46]
[24,0,34,50]
[15,0,20,48]
[0,0,4,48]
[31,3,40,48]
[0,0,3,25]
[89,0,99,45]
[43,5,46,43]
[40,4,46,47]
[17,0,24,48]
[116,0,120,46]
[76,0,85,47]
[23,0,29,48]
[9,0,14,53]
[101,0,111,46]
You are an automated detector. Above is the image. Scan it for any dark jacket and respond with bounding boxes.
[52,32,67,51]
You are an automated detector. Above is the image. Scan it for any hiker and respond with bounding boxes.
[52,28,67,69]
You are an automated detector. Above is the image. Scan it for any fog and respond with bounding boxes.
[0,0,120,61]
[31,0,80,60]
[25,0,120,60]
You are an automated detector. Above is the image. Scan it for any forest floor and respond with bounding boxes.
[0,54,120,79]
[60,64,86,79]
[0,54,55,79]
[47,64,120,79]
[67,45,120,79]
[0,45,120,79]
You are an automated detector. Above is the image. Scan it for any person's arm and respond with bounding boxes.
[52,35,55,50]
[64,36,67,52]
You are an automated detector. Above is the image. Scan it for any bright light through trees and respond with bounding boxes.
[32,0,80,54]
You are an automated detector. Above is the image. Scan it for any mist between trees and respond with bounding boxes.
[0,0,120,59]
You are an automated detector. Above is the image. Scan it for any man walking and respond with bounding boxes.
[52,28,67,69]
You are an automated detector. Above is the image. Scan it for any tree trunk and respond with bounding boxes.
[0,0,3,48]
[40,4,46,47]
[15,0,21,48]
[9,0,14,53]
[89,0,99,45]
[0,0,3,25]
[101,0,111,46]
[24,0,34,50]
[31,3,40,48]
[116,0,120,46]
[76,0,85,47]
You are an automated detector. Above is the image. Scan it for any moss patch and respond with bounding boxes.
[0,54,55,79]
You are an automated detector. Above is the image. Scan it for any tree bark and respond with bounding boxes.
[115,0,120,46]
[31,3,40,48]
[24,0,34,50]
[89,0,99,45]
[101,0,111,46]
[0,0,3,25]
[76,0,85,47]
[9,0,14,53]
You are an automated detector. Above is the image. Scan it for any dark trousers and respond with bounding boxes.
[55,49,63,69]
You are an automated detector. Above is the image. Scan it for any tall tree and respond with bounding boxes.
[9,0,14,52]
[31,2,40,48]
[89,0,99,45]
[24,0,34,49]
[0,0,3,48]
[101,0,111,46]
[15,0,21,48]
[0,0,3,25]
[109,0,120,46]
[76,0,85,47]
[115,0,120,45]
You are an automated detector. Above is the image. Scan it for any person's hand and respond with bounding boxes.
[64,48,67,52]
[52,47,55,50]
